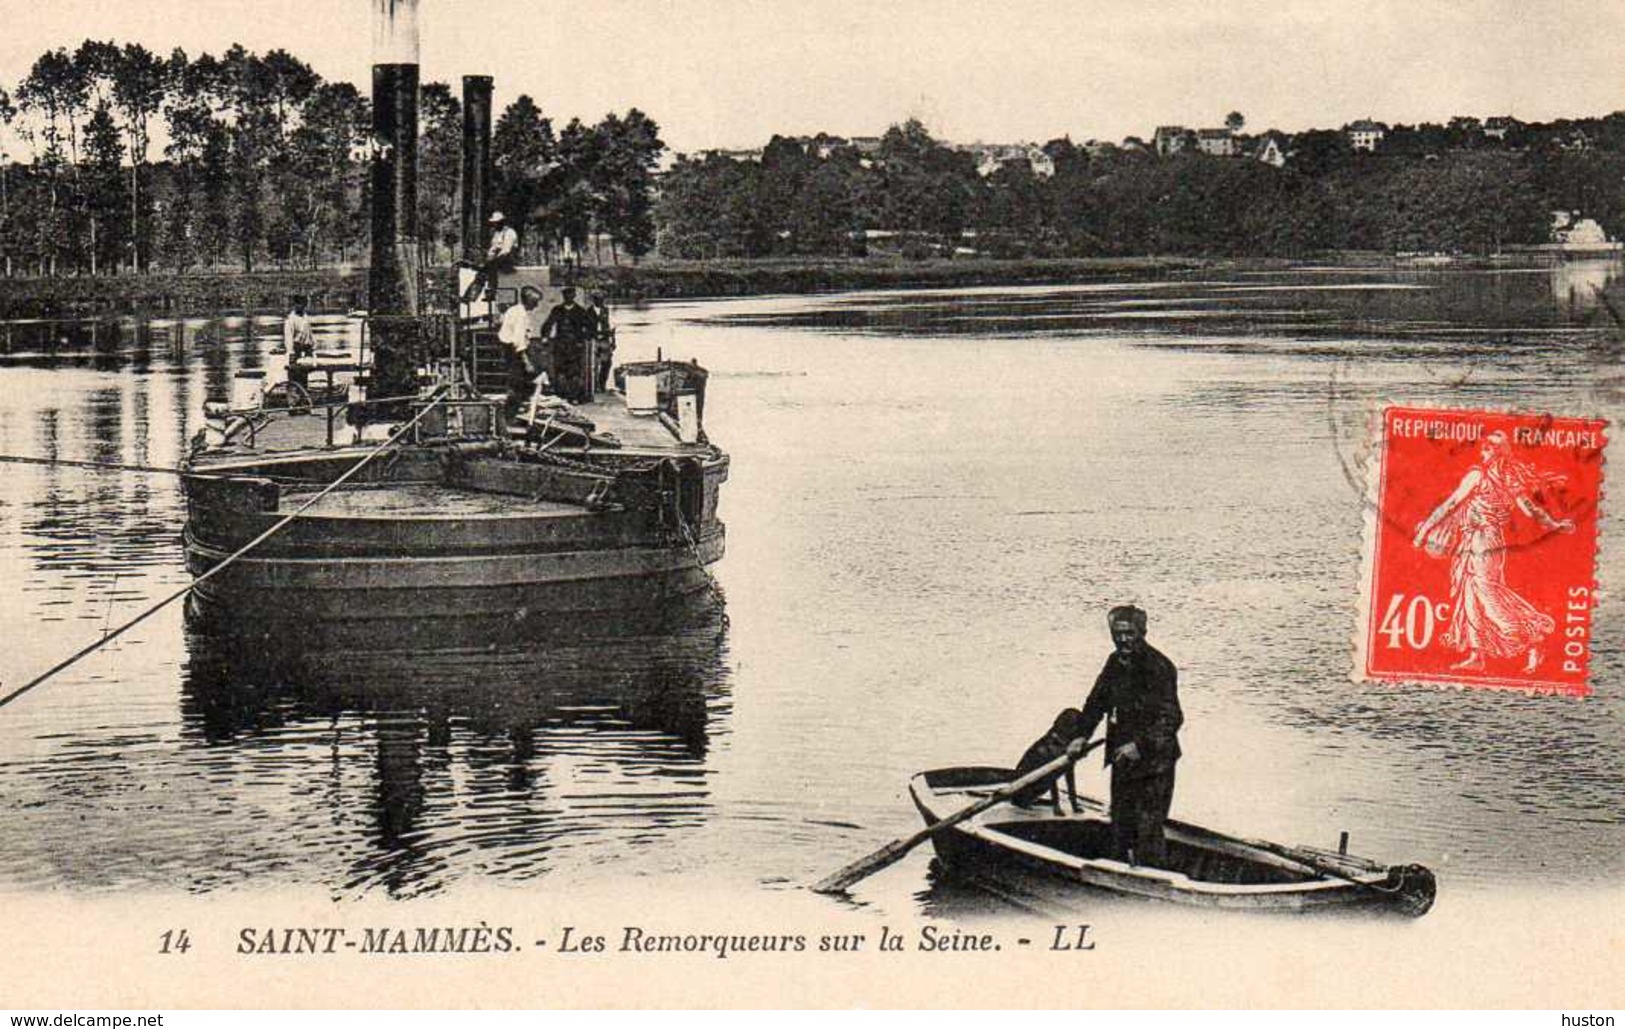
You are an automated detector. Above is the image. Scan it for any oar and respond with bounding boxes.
[812,738,1106,895]
[1226,833,1435,915]
[1233,835,1394,890]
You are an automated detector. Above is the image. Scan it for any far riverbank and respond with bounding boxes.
[0,252,1582,320]
[0,257,1222,320]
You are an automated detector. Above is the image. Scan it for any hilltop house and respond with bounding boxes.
[701,147,765,162]
[1153,126,1191,156]
[1251,133,1288,167]
[956,142,1056,178]
[1346,119,1387,152]
[1483,116,1521,141]
[1196,128,1237,156]
[1551,210,1613,246]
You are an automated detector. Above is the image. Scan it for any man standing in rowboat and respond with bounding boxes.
[1074,604,1183,868]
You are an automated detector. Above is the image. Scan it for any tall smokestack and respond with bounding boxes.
[368,0,421,399]
[460,76,494,264]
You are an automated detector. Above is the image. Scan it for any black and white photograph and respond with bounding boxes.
[0,0,1620,1011]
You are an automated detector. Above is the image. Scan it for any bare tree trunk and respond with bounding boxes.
[130,164,140,272]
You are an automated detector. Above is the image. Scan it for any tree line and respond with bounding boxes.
[0,40,664,277]
[654,117,1625,259]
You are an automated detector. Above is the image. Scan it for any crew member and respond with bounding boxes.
[462,211,519,303]
[283,296,315,391]
[499,286,544,416]
[588,291,615,391]
[538,286,598,403]
[1074,604,1183,867]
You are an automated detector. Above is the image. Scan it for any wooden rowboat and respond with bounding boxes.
[910,766,1437,917]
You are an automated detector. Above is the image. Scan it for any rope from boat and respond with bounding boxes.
[0,454,218,479]
[0,389,450,713]
[0,452,331,486]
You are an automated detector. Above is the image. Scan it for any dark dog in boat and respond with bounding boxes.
[1012,707,1085,811]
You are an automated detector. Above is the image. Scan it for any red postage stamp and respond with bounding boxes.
[1359,406,1609,695]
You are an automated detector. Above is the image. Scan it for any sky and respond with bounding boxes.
[2,0,1624,153]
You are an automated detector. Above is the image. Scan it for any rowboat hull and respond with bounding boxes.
[911,767,1436,917]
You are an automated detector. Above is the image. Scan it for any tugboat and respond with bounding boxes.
[180,0,727,631]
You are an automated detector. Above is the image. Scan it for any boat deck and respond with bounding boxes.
[204,386,699,464]
[279,482,586,518]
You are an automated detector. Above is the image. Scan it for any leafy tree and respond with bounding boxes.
[491,94,556,258]
[418,81,461,261]
[1225,111,1245,133]
[1289,129,1352,177]
[0,86,15,274]
[112,43,164,269]
[786,158,858,254]
[82,101,127,272]
[17,48,87,272]
[552,116,601,260]
[289,81,367,266]
[592,108,664,262]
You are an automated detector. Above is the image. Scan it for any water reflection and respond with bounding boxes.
[713,262,1625,343]
[1551,259,1622,320]
[179,599,732,898]
[1,267,1621,906]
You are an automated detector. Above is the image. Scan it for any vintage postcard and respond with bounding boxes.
[1,0,1622,1013]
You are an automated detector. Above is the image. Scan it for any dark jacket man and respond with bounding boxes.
[540,287,599,401]
[1077,605,1182,867]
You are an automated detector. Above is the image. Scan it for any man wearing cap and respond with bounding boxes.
[498,286,545,416]
[462,211,520,302]
[538,286,599,402]
[1073,604,1183,868]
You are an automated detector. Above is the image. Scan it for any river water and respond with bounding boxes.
[0,262,1620,921]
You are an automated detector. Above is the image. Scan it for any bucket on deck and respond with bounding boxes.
[230,370,267,411]
[625,372,659,415]
[676,391,700,444]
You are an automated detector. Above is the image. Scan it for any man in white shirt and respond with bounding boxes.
[499,286,544,415]
[463,211,520,302]
[283,297,315,391]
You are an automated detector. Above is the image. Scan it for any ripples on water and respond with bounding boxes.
[0,263,1621,913]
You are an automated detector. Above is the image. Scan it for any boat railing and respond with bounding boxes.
[205,380,503,454]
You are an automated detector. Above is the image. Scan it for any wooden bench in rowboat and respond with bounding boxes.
[909,767,1436,917]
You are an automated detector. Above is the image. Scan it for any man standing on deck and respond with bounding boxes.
[1074,604,1183,868]
[588,291,615,391]
[539,286,598,402]
[283,297,315,392]
[499,286,544,416]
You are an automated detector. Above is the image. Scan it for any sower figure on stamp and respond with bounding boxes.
[1411,429,1573,674]
[1075,604,1183,868]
